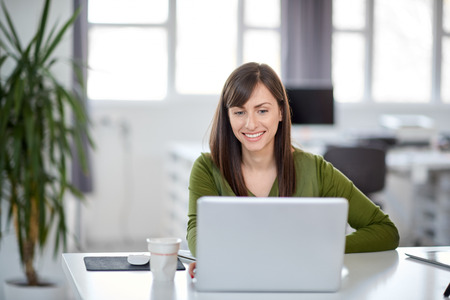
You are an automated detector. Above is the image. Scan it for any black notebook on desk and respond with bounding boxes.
[84,256,185,271]
[405,251,450,269]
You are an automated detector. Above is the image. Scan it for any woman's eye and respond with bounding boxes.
[258,109,268,114]
[234,111,245,116]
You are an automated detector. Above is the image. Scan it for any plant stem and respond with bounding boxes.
[13,197,40,286]
[24,239,38,286]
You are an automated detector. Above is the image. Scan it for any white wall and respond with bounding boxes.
[82,100,217,251]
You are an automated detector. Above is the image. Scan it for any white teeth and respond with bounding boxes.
[245,132,263,138]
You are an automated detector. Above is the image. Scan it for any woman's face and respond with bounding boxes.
[228,83,282,156]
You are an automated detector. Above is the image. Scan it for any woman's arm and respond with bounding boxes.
[187,154,220,257]
[317,156,400,253]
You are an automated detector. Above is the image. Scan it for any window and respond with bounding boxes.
[87,0,280,101]
[88,0,169,101]
[443,0,450,103]
[333,0,449,104]
[332,0,366,103]
[175,0,237,95]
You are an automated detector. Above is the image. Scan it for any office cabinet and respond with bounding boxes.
[165,143,203,250]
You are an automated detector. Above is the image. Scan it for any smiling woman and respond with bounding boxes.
[186,62,399,260]
[209,63,294,197]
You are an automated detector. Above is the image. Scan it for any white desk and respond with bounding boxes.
[62,247,450,300]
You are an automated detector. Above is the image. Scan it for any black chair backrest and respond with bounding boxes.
[323,146,387,195]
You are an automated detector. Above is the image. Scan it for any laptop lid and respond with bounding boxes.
[195,197,348,292]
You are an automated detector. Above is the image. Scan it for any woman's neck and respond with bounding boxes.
[241,147,276,172]
[241,146,277,197]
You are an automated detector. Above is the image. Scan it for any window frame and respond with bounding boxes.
[82,0,448,106]
[332,0,448,105]
[84,0,281,103]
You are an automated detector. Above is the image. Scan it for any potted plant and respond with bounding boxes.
[0,0,92,297]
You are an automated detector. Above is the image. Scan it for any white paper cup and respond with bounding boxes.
[147,237,181,281]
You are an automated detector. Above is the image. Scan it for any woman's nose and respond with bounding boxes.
[245,114,256,130]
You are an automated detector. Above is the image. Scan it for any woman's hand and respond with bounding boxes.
[188,262,197,279]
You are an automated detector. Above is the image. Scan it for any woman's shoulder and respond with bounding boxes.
[196,152,212,164]
[192,152,217,173]
[292,147,330,174]
[292,147,324,162]
[190,153,214,182]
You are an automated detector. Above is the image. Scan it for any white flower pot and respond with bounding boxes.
[3,279,65,300]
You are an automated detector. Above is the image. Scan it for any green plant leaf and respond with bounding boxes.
[34,0,51,63]
[42,22,59,56]
[43,99,56,164]
[0,55,7,67]
[0,0,23,54]
[12,77,24,120]
[41,7,81,65]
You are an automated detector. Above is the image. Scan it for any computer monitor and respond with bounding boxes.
[285,87,334,125]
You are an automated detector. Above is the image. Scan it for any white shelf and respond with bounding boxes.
[165,143,203,250]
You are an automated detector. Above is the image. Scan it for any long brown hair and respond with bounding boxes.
[209,62,296,196]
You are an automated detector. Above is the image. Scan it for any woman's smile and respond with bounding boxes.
[243,131,264,139]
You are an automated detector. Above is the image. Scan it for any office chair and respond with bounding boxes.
[323,145,387,207]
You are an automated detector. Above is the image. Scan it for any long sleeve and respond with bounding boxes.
[187,153,223,257]
[313,153,400,253]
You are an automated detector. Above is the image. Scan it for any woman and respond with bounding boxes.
[186,62,399,276]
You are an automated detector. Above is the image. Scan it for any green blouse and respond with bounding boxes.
[187,148,399,257]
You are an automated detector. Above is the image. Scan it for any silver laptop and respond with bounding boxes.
[195,196,348,292]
